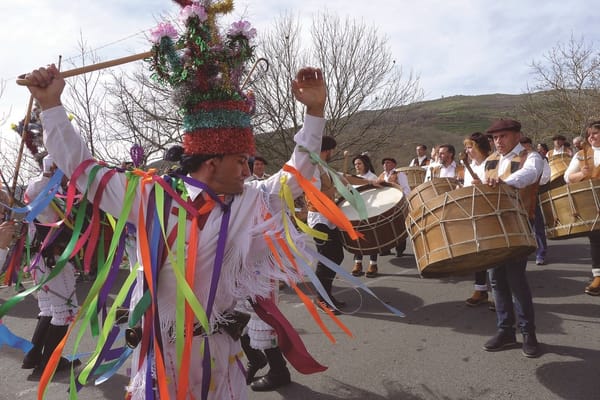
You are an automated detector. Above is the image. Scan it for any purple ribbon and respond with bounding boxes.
[178,175,232,400]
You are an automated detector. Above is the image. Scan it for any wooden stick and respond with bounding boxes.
[580,141,590,169]
[459,151,479,181]
[16,50,154,86]
[342,150,350,175]
[10,96,34,206]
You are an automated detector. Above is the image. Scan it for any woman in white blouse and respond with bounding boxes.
[350,154,380,278]
[462,132,493,307]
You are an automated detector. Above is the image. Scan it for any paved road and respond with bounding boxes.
[1,236,598,400]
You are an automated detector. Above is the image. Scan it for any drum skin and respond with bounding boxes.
[337,184,408,256]
[407,178,461,212]
[547,154,571,190]
[539,178,600,240]
[397,167,426,190]
[406,183,536,278]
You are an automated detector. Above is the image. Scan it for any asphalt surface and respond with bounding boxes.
[1,235,599,400]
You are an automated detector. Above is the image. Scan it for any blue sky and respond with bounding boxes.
[1,0,599,135]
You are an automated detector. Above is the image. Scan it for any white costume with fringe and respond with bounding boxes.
[25,166,78,326]
[42,105,324,400]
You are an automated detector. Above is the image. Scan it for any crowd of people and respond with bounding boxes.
[1,99,598,398]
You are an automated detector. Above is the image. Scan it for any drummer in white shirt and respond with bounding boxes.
[425,144,464,183]
[350,154,380,277]
[377,157,411,257]
[547,134,571,157]
[563,120,600,295]
[408,144,431,167]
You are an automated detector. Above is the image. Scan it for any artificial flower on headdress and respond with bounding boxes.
[148,0,257,156]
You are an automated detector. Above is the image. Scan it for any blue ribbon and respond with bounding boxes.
[11,169,65,222]
[0,322,33,353]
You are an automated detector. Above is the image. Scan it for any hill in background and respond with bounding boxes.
[351,93,524,167]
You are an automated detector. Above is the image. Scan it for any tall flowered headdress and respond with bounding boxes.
[149,0,257,155]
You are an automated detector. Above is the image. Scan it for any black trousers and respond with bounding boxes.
[590,231,600,269]
[313,224,344,296]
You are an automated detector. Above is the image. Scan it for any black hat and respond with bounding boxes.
[253,156,268,165]
[381,157,397,165]
[486,119,521,134]
[551,134,566,141]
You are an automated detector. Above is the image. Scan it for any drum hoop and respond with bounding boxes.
[337,182,405,221]
[407,184,533,261]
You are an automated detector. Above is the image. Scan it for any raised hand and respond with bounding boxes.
[22,64,65,110]
[291,67,326,117]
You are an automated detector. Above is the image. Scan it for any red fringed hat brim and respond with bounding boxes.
[183,127,255,155]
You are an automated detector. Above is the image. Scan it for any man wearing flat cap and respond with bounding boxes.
[482,118,544,358]
[548,134,570,158]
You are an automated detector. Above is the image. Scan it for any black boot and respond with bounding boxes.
[315,271,345,309]
[240,334,267,385]
[30,324,81,378]
[250,347,291,391]
[22,316,52,369]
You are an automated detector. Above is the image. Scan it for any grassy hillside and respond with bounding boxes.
[350,93,525,168]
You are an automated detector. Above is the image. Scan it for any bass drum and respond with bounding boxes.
[407,177,461,212]
[406,183,535,277]
[396,167,426,190]
[337,183,408,256]
[547,154,571,190]
[539,178,600,239]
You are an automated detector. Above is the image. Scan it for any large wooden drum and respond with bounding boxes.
[407,178,461,212]
[397,167,426,190]
[406,183,536,277]
[547,154,571,189]
[539,178,600,240]
[337,184,408,256]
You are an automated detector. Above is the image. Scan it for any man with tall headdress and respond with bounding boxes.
[23,2,328,398]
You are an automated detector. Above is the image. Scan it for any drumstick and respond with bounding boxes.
[580,141,590,169]
[343,150,350,175]
[459,152,479,181]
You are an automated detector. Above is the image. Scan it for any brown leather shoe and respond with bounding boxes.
[585,277,600,296]
[365,264,378,278]
[465,291,489,307]
[351,263,364,277]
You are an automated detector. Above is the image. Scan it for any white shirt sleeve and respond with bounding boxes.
[42,106,140,222]
[396,172,411,196]
[540,159,551,185]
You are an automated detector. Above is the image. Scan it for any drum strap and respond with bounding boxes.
[430,163,464,180]
[485,150,539,218]
[412,157,430,167]
[484,151,525,181]
[577,147,600,178]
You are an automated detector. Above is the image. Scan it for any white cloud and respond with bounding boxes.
[2,0,599,143]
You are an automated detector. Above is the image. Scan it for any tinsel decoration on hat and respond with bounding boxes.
[148,0,257,156]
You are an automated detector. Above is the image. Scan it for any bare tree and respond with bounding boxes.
[62,32,117,162]
[252,12,423,167]
[522,35,600,141]
[0,79,7,127]
[103,65,183,166]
